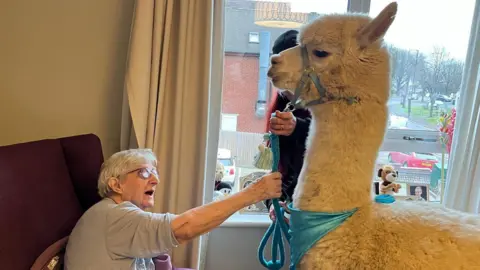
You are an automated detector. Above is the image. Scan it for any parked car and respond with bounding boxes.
[388,152,438,169]
[436,95,452,103]
[217,148,236,187]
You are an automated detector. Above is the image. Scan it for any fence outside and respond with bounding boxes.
[218,130,436,182]
[218,130,264,167]
[217,130,440,203]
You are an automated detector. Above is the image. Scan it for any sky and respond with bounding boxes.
[256,0,475,60]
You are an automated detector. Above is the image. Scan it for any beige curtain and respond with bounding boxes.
[120,0,214,268]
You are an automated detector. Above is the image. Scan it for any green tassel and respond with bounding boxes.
[253,140,273,170]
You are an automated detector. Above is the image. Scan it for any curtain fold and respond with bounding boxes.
[443,0,480,214]
[121,0,214,267]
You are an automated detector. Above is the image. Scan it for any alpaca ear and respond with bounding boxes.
[357,2,398,49]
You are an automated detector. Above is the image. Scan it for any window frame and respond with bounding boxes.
[208,0,446,226]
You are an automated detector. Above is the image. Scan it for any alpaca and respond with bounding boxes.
[267,2,480,269]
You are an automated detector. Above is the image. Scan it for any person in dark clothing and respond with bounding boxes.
[264,30,312,223]
[215,181,232,191]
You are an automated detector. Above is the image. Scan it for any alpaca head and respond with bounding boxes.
[267,2,398,107]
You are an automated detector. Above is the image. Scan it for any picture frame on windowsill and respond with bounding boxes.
[373,181,431,202]
[407,184,430,202]
[238,171,269,214]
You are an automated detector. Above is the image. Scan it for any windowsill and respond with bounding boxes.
[220,199,442,228]
[221,213,271,227]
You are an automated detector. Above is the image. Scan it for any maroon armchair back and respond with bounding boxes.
[0,134,104,270]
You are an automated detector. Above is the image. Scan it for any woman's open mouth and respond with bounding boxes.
[144,190,155,197]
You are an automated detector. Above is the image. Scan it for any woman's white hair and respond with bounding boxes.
[97,148,157,198]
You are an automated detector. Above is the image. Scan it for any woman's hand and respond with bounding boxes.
[268,201,290,224]
[269,110,296,136]
[248,172,282,201]
[171,172,281,244]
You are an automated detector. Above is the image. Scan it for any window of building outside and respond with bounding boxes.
[221,114,238,131]
[213,0,475,215]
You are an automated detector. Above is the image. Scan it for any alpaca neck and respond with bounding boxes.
[293,102,387,212]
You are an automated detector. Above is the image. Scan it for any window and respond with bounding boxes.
[218,158,234,167]
[370,0,474,202]
[213,0,474,214]
[248,32,260,43]
[221,114,238,131]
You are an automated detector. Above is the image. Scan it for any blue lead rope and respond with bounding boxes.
[257,133,291,270]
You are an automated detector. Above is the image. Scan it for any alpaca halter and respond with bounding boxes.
[284,46,360,112]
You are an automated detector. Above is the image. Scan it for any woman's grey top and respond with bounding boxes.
[65,198,178,270]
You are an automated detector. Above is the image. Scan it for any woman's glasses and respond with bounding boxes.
[124,167,158,180]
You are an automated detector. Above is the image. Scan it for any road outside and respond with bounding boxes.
[388,95,455,131]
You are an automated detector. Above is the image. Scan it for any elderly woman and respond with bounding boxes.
[65,148,281,269]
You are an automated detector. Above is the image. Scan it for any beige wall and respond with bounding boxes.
[0,0,135,157]
[205,226,290,270]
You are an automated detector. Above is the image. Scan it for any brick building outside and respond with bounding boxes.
[218,1,321,170]
[221,1,304,133]
[222,52,274,133]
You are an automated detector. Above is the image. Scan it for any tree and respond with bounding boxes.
[412,54,428,102]
[419,47,449,117]
[440,59,464,95]
[388,45,424,107]
[387,44,465,117]
[388,46,410,95]
[418,47,465,117]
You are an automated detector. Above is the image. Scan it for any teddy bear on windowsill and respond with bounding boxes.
[378,164,401,195]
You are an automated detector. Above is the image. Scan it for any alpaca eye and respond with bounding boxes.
[313,50,330,58]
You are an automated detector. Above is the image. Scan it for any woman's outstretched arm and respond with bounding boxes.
[171,172,281,244]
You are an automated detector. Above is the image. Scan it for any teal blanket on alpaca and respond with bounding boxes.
[287,204,357,269]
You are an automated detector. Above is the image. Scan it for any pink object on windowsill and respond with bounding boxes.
[153,254,195,270]
[153,254,172,270]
